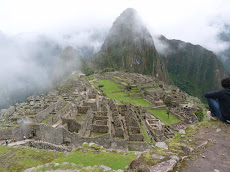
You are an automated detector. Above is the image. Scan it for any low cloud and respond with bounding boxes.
[0,32,62,108]
[152,35,173,56]
[1,0,230,109]
[0,28,107,109]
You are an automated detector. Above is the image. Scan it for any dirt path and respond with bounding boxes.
[180,123,230,172]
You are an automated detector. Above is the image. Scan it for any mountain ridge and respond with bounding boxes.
[157,35,229,100]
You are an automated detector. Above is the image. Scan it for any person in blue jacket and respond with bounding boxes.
[204,77,230,123]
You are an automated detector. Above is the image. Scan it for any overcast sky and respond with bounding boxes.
[1,0,230,53]
[1,0,230,108]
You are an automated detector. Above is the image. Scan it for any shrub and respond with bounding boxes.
[164,99,172,107]
[125,84,132,91]
[98,85,104,88]
[195,107,204,122]
[102,67,115,73]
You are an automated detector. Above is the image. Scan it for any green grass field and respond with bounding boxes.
[91,80,152,107]
[148,109,181,126]
[0,145,63,172]
[0,144,136,172]
[140,124,151,144]
[54,145,137,170]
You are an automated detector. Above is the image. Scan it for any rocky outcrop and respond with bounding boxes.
[0,106,15,120]
[149,156,179,172]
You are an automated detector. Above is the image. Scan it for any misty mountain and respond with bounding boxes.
[0,33,63,109]
[88,8,169,83]
[0,33,83,110]
[62,28,107,59]
[52,46,81,84]
[217,25,230,72]
[157,35,229,101]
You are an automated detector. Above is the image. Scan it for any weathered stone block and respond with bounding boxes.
[62,118,81,133]
[77,106,90,114]
[115,127,124,138]
[129,127,141,134]
[95,120,107,125]
[129,134,144,141]
[94,116,108,121]
[92,125,108,133]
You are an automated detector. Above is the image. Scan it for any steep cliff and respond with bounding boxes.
[158,35,229,100]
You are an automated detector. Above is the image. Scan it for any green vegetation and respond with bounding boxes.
[194,107,205,122]
[163,99,172,107]
[164,38,228,103]
[0,145,63,172]
[140,124,151,144]
[81,60,94,76]
[76,114,85,122]
[101,67,115,73]
[128,147,137,151]
[169,73,202,101]
[89,132,105,137]
[125,83,132,91]
[36,163,106,172]
[98,84,104,88]
[91,80,152,107]
[54,144,137,170]
[148,109,181,126]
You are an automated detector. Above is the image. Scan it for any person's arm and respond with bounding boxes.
[204,90,224,99]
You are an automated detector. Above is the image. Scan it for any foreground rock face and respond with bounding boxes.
[0,106,15,120]
[180,122,230,172]
[127,149,180,172]
[149,158,178,172]
[155,142,168,150]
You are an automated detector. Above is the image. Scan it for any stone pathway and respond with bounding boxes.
[52,119,62,128]
[8,140,31,147]
[180,123,230,172]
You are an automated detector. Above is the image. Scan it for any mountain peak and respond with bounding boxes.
[111,8,144,33]
[120,8,137,17]
[101,8,153,51]
[90,9,169,83]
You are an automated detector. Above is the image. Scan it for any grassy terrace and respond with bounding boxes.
[76,113,85,122]
[148,109,181,126]
[0,145,63,172]
[0,144,136,172]
[88,75,181,126]
[53,144,137,170]
[91,80,152,107]
[140,124,151,144]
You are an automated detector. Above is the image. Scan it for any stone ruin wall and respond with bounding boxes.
[0,72,201,151]
[34,99,65,123]
[46,103,72,126]
[0,123,150,151]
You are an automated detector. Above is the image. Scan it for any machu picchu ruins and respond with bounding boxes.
[0,71,202,152]
[1,5,230,172]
